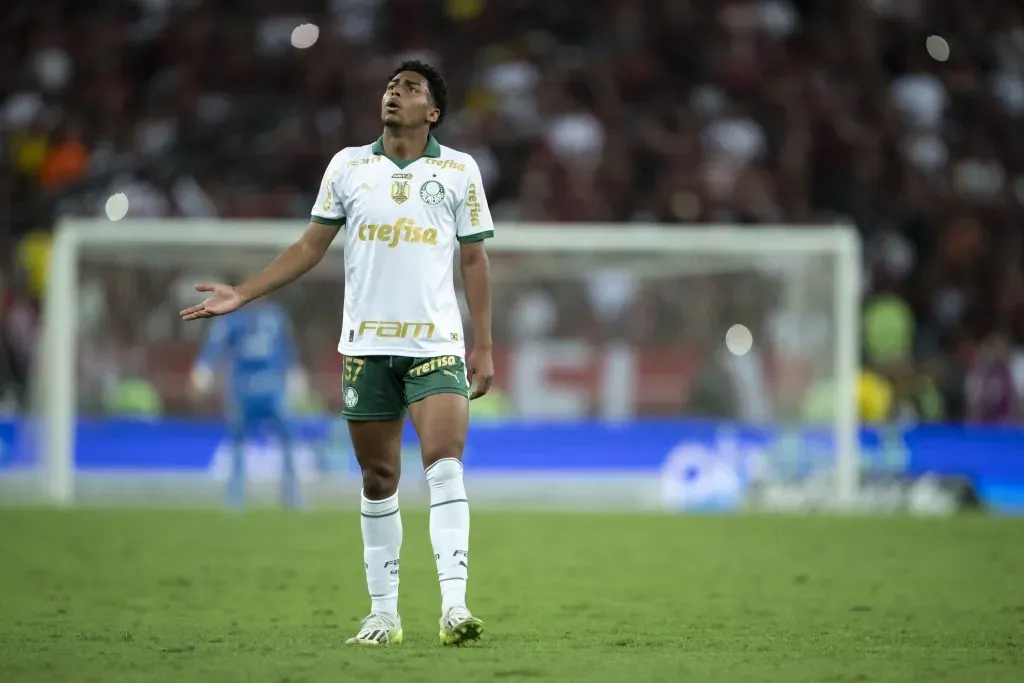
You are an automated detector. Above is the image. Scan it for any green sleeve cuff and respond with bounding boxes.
[458,230,494,244]
[310,215,345,226]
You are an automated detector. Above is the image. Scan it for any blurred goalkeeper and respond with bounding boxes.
[190,300,306,510]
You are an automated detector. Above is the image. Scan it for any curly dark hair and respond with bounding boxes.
[390,60,448,130]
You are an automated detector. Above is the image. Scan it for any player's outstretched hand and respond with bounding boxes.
[467,346,494,400]
[179,283,245,321]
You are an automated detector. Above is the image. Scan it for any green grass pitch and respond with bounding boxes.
[1,509,1022,682]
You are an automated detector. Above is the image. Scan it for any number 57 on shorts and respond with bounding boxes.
[341,355,469,421]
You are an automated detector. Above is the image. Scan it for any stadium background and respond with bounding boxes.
[0,0,1023,512]
[2,2,1024,682]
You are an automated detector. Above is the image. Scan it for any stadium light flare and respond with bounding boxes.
[725,324,753,357]
[291,23,320,49]
[104,193,129,222]
[926,35,950,62]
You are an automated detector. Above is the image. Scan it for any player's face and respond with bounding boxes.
[382,71,438,129]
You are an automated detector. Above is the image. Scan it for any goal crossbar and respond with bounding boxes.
[60,219,858,254]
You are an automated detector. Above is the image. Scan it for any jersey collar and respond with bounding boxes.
[371,135,441,161]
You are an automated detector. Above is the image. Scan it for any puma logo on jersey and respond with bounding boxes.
[443,369,468,387]
[359,183,376,192]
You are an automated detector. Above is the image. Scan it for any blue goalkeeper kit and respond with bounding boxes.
[195,302,300,508]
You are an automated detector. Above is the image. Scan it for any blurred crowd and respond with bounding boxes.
[2,0,1024,422]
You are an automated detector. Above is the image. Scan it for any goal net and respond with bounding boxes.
[10,220,861,510]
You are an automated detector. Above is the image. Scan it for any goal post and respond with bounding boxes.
[30,219,861,508]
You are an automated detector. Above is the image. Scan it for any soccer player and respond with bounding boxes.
[180,60,494,646]
[191,300,305,510]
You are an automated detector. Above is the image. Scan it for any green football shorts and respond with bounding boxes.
[341,354,470,421]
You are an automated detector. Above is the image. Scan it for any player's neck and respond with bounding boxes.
[381,127,431,162]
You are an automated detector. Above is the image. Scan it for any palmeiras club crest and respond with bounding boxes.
[419,180,446,206]
[344,386,359,408]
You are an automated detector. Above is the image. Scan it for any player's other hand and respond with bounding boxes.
[180,283,245,321]
[466,346,494,400]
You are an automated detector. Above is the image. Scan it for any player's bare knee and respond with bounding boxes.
[420,439,464,470]
[361,463,399,499]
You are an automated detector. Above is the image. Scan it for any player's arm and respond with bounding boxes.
[234,221,339,305]
[181,156,345,321]
[456,161,495,399]
[237,156,346,303]
[460,243,491,351]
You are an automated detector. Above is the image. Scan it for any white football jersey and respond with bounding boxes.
[310,136,494,358]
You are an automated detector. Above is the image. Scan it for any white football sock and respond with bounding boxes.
[360,492,402,616]
[425,458,470,614]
